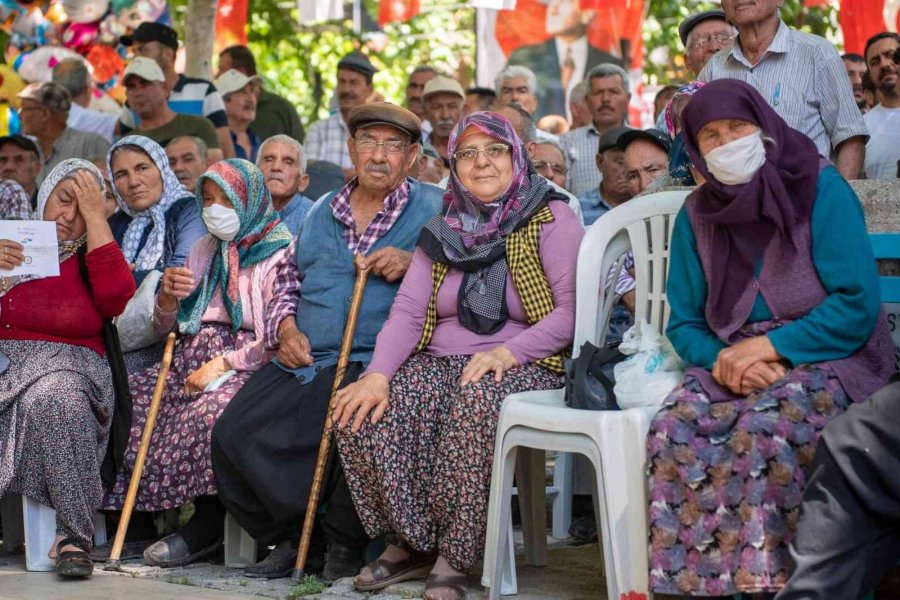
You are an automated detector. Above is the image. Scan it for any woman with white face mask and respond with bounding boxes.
[646,79,893,599]
[100,159,293,569]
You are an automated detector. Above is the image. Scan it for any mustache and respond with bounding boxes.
[339,91,358,101]
[366,162,391,174]
[174,171,192,181]
[435,118,456,128]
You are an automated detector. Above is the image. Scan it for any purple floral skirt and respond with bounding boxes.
[102,324,255,511]
[646,326,851,595]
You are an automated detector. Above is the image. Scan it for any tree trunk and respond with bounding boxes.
[184,0,218,80]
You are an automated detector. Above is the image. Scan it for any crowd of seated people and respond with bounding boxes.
[0,7,899,600]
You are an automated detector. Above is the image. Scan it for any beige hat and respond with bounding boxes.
[122,57,165,84]
[422,75,465,101]
[214,69,261,97]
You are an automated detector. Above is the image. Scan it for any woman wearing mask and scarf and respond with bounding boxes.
[0,159,135,577]
[101,159,293,568]
[332,112,584,600]
[648,79,892,598]
[107,136,208,371]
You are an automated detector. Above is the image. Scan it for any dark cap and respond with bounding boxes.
[466,86,496,98]
[618,128,672,154]
[0,134,41,159]
[337,51,377,78]
[121,22,179,51]
[347,102,422,143]
[596,126,630,154]
[679,10,727,46]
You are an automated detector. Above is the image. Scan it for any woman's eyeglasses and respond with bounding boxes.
[453,143,511,163]
[354,138,409,154]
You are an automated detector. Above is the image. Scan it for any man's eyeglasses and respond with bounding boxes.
[533,160,568,177]
[354,138,409,154]
[453,143,511,162]
[689,33,736,51]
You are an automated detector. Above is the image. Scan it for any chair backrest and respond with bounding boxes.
[573,190,690,356]
[869,232,900,303]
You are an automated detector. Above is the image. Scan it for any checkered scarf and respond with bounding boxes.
[418,111,549,334]
[177,159,292,335]
[107,135,191,271]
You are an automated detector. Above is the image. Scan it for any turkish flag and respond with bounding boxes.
[840,0,900,56]
[215,0,249,55]
[378,0,421,26]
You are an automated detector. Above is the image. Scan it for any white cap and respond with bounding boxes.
[214,69,261,96]
[122,57,165,84]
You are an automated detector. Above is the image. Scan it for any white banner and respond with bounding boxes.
[298,0,343,25]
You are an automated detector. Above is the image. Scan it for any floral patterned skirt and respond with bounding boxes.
[646,362,850,596]
[102,324,255,511]
[335,352,563,572]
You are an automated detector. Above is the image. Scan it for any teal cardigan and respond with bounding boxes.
[666,167,882,370]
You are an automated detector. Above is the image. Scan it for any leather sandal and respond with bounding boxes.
[424,572,468,600]
[56,537,93,578]
[353,542,436,592]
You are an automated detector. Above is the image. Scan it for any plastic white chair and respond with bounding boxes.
[482,190,690,599]
[22,496,107,572]
[223,511,257,568]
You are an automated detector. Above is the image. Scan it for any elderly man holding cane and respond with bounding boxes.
[211,103,443,582]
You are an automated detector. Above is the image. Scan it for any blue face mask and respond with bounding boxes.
[668,132,696,186]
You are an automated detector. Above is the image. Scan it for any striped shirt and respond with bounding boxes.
[262,178,411,348]
[559,123,606,198]
[304,112,352,169]
[699,20,867,157]
[119,75,228,132]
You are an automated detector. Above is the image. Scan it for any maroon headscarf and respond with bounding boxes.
[680,79,822,326]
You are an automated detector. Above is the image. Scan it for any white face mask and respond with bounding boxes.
[703,131,767,185]
[202,204,241,242]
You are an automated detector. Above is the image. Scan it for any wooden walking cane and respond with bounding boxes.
[291,254,370,580]
[105,332,177,572]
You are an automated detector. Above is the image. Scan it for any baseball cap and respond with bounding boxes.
[215,69,261,96]
[678,10,728,46]
[423,76,465,101]
[597,126,630,154]
[337,51,377,78]
[618,128,672,154]
[121,22,179,51]
[123,57,166,84]
[17,82,71,113]
[347,102,422,143]
[0,134,41,160]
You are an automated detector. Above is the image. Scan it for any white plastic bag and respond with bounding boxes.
[613,319,685,409]
[113,270,166,353]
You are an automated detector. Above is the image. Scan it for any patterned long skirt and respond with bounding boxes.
[0,339,114,548]
[647,362,850,596]
[335,352,563,572]
[102,324,255,511]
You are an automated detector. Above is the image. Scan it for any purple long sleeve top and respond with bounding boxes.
[365,201,585,380]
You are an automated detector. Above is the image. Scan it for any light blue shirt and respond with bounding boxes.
[278,193,315,236]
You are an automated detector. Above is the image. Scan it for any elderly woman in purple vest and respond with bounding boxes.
[647,79,893,599]
[330,112,584,600]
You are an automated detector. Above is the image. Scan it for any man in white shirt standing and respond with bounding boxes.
[52,58,118,143]
[862,33,900,179]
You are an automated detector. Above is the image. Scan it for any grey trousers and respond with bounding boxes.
[776,379,900,600]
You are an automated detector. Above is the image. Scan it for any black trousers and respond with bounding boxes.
[776,378,900,600]
[211,362,369,548]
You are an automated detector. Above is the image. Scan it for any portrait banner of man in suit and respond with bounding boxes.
[476,0,644,121]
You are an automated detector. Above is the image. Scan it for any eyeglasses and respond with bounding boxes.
[689,32,736,51]
[353,138,409,154]
[453,143,511,162]
[533,160,568,176]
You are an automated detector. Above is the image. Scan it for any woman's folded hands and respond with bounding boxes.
[713,335,785,395]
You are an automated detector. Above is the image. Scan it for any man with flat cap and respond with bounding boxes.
[305,52,378,181]
[680,10,735,77]
[620,127,671,196]
[577,125,633,226]
[211,102,443,582]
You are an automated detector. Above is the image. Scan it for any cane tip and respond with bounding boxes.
[104,560,123,572]
[290,567,305,581]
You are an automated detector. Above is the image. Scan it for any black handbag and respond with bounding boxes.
[564,341,625,411]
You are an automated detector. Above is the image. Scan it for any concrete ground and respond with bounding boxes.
[0,537,606,599]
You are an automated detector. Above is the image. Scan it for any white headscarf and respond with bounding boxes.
[106,135,190,271]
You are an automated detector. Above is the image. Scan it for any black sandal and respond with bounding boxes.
[353,541,435,592]
[424,572,468,600]
[56,537,93,578]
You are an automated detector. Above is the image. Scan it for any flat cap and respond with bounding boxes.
[337,51,377,78]
[679,10,728,46]
[618,128,672,154]
[596,126,630,154]
[348,102,422,143]
[17,82,71,113]
[423,75,465,101]
[122,22,179,51]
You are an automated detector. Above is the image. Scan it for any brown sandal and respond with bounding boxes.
[353,542,436,592]
[424,572,468,600]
